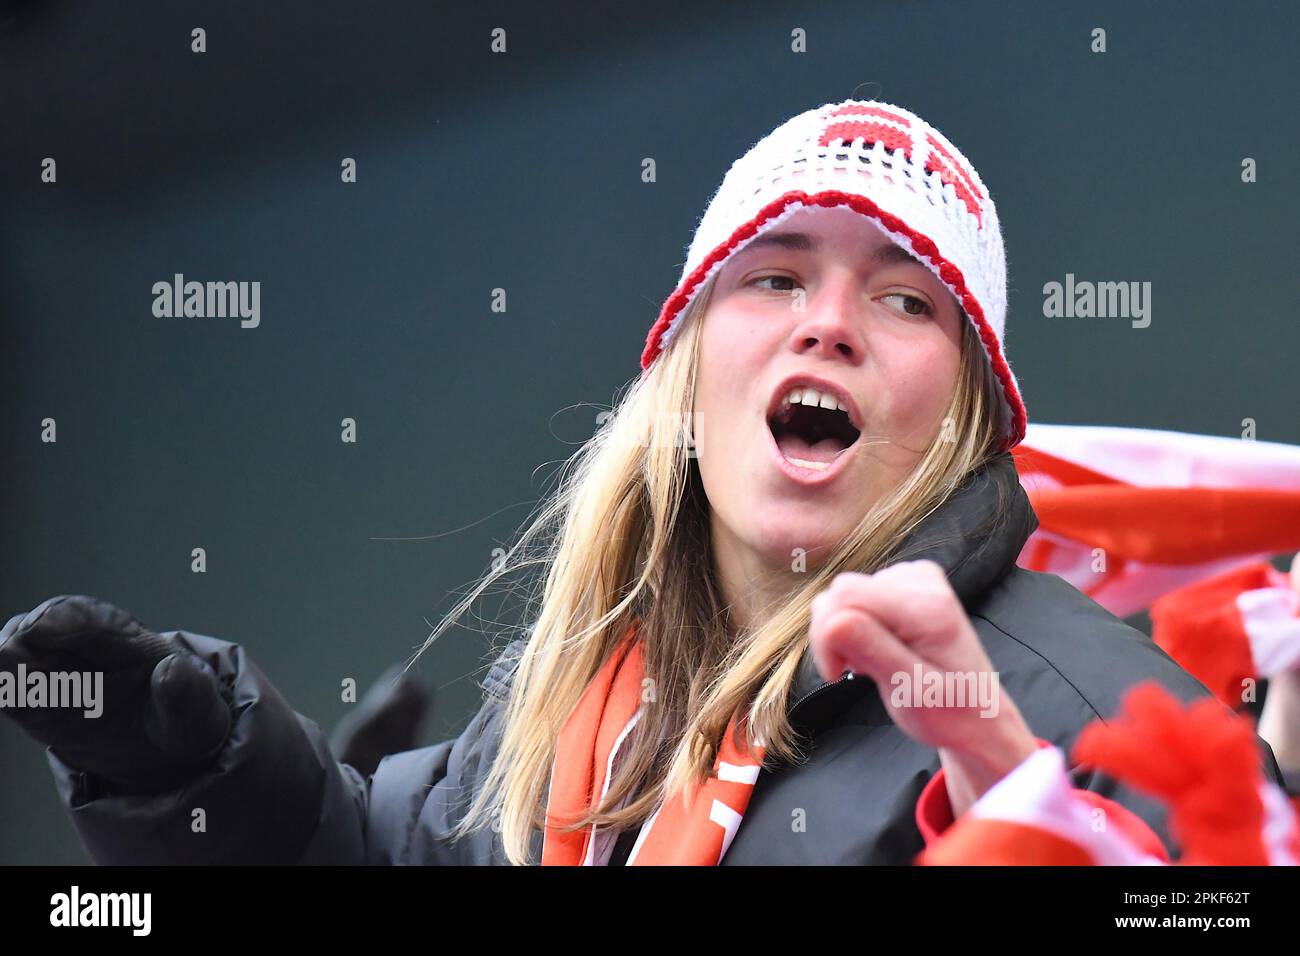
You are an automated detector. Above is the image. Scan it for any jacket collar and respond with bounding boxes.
[786,451,1038,715]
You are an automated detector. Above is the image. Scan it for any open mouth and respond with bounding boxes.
[767,383,863,472]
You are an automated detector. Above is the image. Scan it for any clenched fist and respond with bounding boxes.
[809,560,1037,814]
[0,594,234,794]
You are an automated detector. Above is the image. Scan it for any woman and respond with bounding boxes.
[0,99,1268,865]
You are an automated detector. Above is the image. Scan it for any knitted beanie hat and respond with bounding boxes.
[640,99,1027,451]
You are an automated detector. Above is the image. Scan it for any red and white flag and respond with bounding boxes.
[1013,424,1300,617]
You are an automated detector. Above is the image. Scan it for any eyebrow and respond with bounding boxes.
[740,231,924,267]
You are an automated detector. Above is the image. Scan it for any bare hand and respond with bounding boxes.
[809,560,1037,813]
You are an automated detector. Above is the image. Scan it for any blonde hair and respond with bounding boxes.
[422,271,1007,864]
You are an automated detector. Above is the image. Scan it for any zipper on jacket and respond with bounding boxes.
[787,670,855,720]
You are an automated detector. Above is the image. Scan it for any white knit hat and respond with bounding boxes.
[641,99,1027,451]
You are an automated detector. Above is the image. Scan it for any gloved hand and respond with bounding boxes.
[330,662,432,777]
[0,594,233,794]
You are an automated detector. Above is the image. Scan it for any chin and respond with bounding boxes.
[742,505,844,572]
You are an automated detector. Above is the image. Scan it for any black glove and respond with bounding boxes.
[329,662,432,777]
[0,594,233,794]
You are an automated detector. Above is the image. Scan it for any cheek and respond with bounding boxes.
[695,307,772,425]
[874,335,962,434]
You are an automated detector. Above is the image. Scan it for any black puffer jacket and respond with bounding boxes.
[44,452,1284,864]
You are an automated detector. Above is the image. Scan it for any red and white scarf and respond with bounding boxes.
[541,630,765,865]
[1150,559,1300,709]
[920,682,1300,866]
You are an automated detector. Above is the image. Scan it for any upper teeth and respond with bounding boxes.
[786,387,849,416]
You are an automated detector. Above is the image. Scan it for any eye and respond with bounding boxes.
[879,292,933,317]
[749,274,801,294]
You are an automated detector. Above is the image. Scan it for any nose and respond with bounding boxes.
[786,272,866,364]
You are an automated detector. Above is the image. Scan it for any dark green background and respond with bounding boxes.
[2,0,1296,863]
